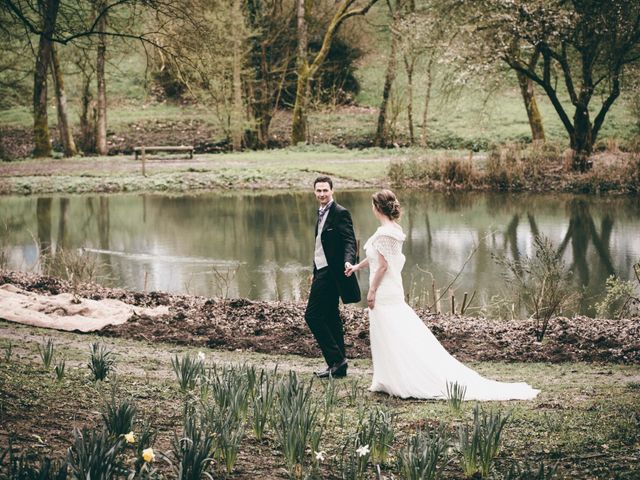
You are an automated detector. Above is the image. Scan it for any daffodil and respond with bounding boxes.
[124,431,135,444]
[356,444,370,457]
[314,451,325,461]
[142,447,155,463]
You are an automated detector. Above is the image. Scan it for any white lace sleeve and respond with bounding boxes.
[372,234,402,259]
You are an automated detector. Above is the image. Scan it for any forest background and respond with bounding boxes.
[1,0,639,174]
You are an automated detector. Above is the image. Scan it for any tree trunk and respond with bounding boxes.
[79,71,97,153]
[374,4,400,147]
[404,56,415,145]
[231,0,244,151]
[420,57,434,147]
[50,44,77,157]
[517,72,545,142]
[291,0,309,145]
[32,0,60,158]
[96,6,108,155]
[258,111,272,147]
[570,104,594,171]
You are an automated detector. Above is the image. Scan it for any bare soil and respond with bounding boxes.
[2,271,638,365]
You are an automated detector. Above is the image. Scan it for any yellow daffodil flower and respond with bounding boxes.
[142,447,155,463]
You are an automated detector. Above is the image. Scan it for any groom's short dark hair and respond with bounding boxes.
[314,175,333,189]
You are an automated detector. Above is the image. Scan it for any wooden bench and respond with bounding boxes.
[134,145,194,160]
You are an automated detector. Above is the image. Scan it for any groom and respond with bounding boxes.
[305,176,360,378]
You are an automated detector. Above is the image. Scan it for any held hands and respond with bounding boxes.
[344,262,358,277]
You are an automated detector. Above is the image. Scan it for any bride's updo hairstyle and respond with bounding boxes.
[372,189,401,220]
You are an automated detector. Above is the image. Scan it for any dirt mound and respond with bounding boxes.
[2,271,638,364]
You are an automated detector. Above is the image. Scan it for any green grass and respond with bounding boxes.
[1,320,639,478]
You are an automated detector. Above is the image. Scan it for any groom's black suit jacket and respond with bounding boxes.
[315,201,361,304]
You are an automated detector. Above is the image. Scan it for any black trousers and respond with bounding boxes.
[304,267,345,367]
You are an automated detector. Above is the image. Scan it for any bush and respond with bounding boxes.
[442,158,474,187]
[484,142,565,191]
[387,155,475,188]
[494,236,575,341]
[595,264,640,319]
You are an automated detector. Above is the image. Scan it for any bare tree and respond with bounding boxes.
[1,0,191,158]
[450,0,640,170]
[291,0,378,145]
[374,0,403,147]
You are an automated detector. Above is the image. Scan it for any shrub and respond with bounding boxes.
[595,263,640,319]
[484,145,524,191]
[41,247,104,287]
[442,159,475,187]
[494,236,575,341]
[387,155,475,187]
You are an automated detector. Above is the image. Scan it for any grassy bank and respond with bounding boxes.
[1,143,639,196]
[1,320,639,479]
[0,146,415,196]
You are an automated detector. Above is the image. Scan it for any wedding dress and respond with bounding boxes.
[364,225,540,401]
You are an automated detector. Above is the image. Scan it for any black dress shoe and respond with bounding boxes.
[315,359,348,378]
[314,367,330,377]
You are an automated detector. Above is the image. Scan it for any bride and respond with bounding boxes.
[345,190,539,401]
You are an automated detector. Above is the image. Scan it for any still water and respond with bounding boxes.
[1,191,639,316]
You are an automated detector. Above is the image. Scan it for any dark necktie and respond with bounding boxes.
[317,207,327,228]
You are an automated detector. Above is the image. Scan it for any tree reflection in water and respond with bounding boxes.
[2,191,639,316]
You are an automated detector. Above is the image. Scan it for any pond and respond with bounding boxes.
[1,190,639,316]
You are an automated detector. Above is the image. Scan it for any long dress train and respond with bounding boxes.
[365,225,539,401]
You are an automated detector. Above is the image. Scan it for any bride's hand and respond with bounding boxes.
[367,290,376,309]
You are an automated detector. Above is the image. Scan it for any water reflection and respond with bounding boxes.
[1,191,639,315]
